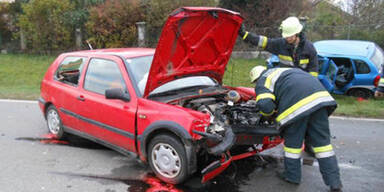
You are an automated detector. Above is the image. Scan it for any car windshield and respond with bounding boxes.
[370,45,384,71]
[125,56,218,96]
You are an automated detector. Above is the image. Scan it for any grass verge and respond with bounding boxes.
[0,54,56,100]
[0,55,383,118]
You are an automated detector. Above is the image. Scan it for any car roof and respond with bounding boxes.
[65,48,155,58]
[314,40,376,58]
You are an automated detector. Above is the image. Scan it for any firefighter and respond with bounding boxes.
[374,68,384,98]
[249,66,342,192]
[239,16,319,77]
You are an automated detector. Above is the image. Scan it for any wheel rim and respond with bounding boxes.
[151,143,181,178]
[47,109,60,135]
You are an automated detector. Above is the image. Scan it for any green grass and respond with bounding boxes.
[0,55,383,118]
[0,54,56,100]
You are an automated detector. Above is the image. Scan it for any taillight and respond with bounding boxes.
[374,75,381,87]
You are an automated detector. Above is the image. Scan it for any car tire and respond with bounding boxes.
[148,134,189,184]
[45,105,66,139]
[348,88,373,99]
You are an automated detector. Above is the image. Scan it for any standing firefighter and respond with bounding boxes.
[239,16,319,77]
[250,66,342,192]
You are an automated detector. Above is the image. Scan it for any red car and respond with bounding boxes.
[39,7,282,184]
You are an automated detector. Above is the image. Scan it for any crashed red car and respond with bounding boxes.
[39,7,282,184]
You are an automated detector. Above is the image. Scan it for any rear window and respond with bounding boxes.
[370,45,384,70]
[55,57,86,86]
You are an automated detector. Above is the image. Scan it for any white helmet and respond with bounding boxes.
[280,16,303,38]
[250,66,266,83]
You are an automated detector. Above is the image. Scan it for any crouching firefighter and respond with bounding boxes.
[250,66,342,192]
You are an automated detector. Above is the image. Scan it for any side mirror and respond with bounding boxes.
[105,88,130,102]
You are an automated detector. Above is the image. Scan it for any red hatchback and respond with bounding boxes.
[39,7,282,184]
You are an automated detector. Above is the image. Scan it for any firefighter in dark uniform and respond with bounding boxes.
[374,66,384,98]
[249,66,342,192]
[239,16,319,77]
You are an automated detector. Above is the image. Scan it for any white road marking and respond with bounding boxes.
[330,116,384,122]
[0,99,37,104]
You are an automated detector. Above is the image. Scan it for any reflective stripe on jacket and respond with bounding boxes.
[243,32,318,77]
[255,68,337,129]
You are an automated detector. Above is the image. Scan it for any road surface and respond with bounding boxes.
[0,100,383,192]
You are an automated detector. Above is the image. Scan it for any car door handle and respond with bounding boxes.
[77,95,85,101]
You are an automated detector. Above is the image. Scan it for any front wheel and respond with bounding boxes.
[46,105,66,139]
[148,134,189,184]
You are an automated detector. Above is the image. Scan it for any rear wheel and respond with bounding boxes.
[46,105,66,139]
[148,134,188,184]
[347,88,373,99]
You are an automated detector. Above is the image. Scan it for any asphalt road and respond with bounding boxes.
[0,100,383,192]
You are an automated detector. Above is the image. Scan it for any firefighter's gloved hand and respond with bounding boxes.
[238,23,246,37]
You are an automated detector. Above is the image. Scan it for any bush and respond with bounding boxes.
[85,0,145,48]
[18,0,75,53]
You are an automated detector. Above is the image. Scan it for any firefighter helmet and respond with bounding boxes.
[250,66,266,83]
[280,17,303,38]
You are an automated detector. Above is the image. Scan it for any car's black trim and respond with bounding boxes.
[60,108,135,139]
[38,97,46,105]
[63,125,138,158]
[137,121,196,174]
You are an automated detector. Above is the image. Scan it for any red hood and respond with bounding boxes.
[144,7,243,97]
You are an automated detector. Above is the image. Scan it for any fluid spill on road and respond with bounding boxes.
[15,133,106,150]
[15,133,69,145]
[51,156,277,192]
[19,134,278,191]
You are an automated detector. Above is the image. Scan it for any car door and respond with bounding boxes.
[318,56,338,92]
[50,56,87,131]
[76,55,138,152]
[351,59,373,86]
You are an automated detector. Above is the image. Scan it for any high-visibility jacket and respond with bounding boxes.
[377,66,384,93]
[242,32,319,77]
[255,68,337,129]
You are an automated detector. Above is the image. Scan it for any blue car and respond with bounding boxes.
[267,40,384,98]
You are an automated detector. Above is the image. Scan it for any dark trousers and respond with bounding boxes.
[282,107,342,187]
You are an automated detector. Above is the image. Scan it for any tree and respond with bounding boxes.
[18,0,75,53]
[86,0,145,48]
[143,0,217,47]
[219,0,305,37]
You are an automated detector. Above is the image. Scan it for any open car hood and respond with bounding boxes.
[144,7,243,97]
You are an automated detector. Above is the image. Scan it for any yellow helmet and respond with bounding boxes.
[280,16,303,38]
[250,66,266,83]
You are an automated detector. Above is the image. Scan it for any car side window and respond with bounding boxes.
[83,58,126,95]
[55,57,86,86]
[353,60,371,74]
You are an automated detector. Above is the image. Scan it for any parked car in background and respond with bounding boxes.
[267,40,383,98]
[39,7,282,185]
[314,40,383,98]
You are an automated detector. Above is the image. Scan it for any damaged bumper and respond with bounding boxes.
[195,124,282,183]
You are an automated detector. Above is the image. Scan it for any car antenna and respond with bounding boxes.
[86,40,93,50]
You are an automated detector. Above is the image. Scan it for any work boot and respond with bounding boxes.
[330,185,342,192]
[275,170,300,185]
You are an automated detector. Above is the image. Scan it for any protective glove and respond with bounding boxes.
[238,23,246,38]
